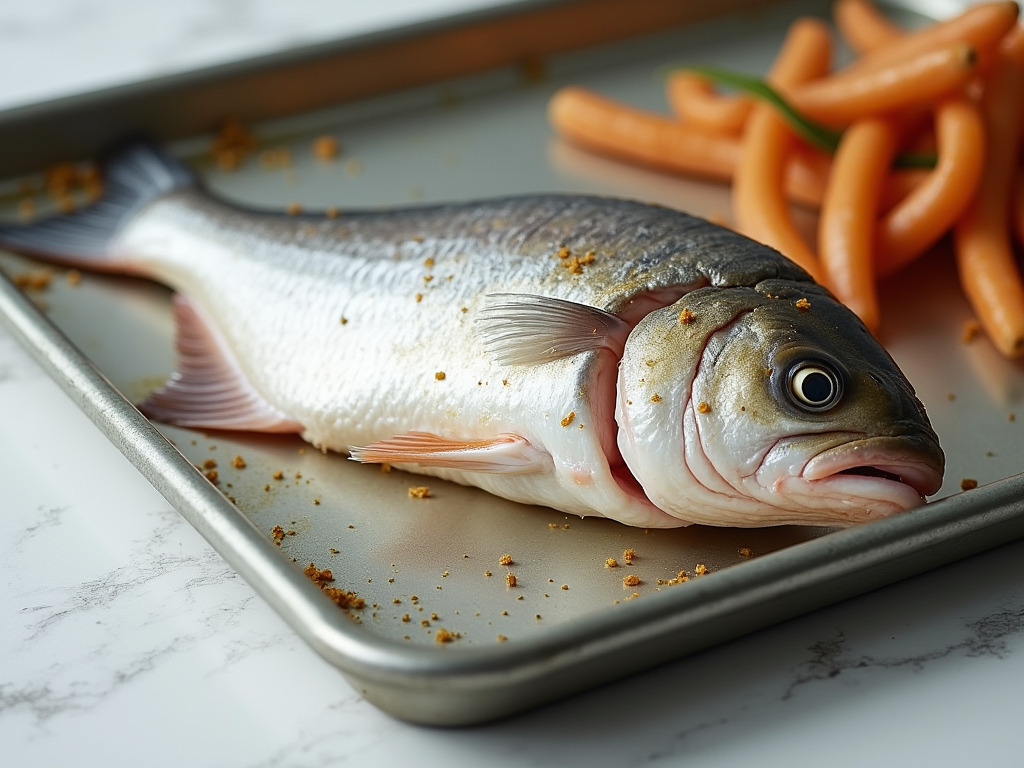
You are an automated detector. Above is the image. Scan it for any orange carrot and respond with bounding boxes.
[733,18,832,283]
[666,72,754,135]
[954,51,1024,357]
[548,87,740,180]
[789,42,979,126]
[818,118,900,332]
[834,0,902,55]
[846,1,1018,73]
[875,96,986,277]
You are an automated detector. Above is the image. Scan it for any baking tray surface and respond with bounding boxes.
[2,0,1023,725]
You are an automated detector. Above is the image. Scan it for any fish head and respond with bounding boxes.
[615,280,944,527]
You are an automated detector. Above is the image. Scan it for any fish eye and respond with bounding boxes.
[787,362,842,411]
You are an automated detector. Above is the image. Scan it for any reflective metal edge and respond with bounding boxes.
[4,268,1023,726]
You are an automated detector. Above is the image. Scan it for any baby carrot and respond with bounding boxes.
[875,97,985,276]
[733,18,832,283]
[845,1,1018,74]
[666,72,754,134]
[548,87,740,180]
[834,0,902,55]
[789,42,979,126]
[954,52,1024,358]
[818,118,900,332]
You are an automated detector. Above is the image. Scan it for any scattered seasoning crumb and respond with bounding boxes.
[560,584,569,591]
[381,463,392,473]
[960,478,978,491]
[562,250,595,274]
[421,619,430,627]
[339,316,348,325]
[697,401,711,414]
[501,610,508,616]
[388,578,394,583]
[563,524,570,530]
[415,293,423,303]
[1010,413,1017,422]
[738,547,754,558]
[947,393,956,402]
[313,498,321,506]
[271,525,286,542]
[347,524,354,529]
[516,595,523,601]
[548,523,559,529]
[650,393,663,403]
[204,469,219,484]
[402,613,410,622]
[623,548,637,565]
[329,548,340,554]
[312,134,340,160]
[497,635,508,642]
[694,563,709,576]
[263,484,271,492]
[962,319,982,343]
[442,571,449,578]
[605,558,619,568]
[795,298,811,311]
[431,612,439,620]
[435,371,446,380]
[203,458,217,469]
[498,553,513,566]
[231,455,246,469]
[286,201,302,216]
[66,269,81,287]
[393,598,401,604]
[534,614,542,620]
[286,530,296,536]
[506,573,517,587]
[560,411,576,427]
[622,574,641,587]
[13,271,53,291]
[484,570,492,577]
[435,628,456,644]
[408,486,431,499]
[325,206,340,219]
[303,562,365,610]
[679,308,696,324]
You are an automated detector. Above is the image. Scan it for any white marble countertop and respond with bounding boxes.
[3,1,1024,765]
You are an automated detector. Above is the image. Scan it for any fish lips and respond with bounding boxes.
[802,435,945,502]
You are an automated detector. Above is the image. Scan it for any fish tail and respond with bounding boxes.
[0,139,195,271]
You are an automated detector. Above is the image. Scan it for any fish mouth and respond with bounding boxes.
[802,435,944,502]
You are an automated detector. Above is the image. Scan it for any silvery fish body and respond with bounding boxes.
[0,143,944,528]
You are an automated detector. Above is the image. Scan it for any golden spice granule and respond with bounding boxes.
[402,613,410,622]
[329,548,340,554]
[203,458,217,469]
[1010,413,1017,422]
[313,498,321,506]
[13,271,53,291]
[605,558,619,568]
[650,393,662,403]
[556,246,571,259]
[272,470,284,480]
[442,571,449,578]
[497,634,508,642]
[562,250,595,274]
[423,257,435,268]
[263,484,271,491]
[795,298,811,311]
[204,469,219,484]
[231,455,246,469]
[431,612,439,621]
[271,525,286,542]
[679,308,696,324]
[560,411,576,427]
[339,316,348,325]
[393,598,401,604]
[421,619,430,627]
[435,371,446,380]
[738,547,754,558]
[506,573,517,587]
[563,524,570,530]
[286,202,302,216]
[415,292,423,303]
[697,401,711,414]
[623,548,637,564]
[962,319,982,343]
[423,274,434,283]
[560,584,569,591]
[312,134,340,160]
[548,523,559,529]
[484,570,492,577]
[622,574,641,587]
[501,610,508,616]
[408,486,431,499]
[287,530,296,536]
[694,563,709,576]
[435,628,456,644]
[304,562,334,587]
[380,463,392,474]
[960,478,978,491]
[498,553,513,566]
[325,206,340,219]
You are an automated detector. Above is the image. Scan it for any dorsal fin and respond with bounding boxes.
[476,293,630,366]
[138,294,302,433]
[349,431,549,474]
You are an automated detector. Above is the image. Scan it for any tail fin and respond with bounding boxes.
[0,140,195,268]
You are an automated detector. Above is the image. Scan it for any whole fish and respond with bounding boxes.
[0,143,944,527]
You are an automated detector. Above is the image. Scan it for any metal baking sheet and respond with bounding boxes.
[2,0,1024,725]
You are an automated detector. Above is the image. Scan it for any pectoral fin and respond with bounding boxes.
[138,294,303,433]
[349,432,549,474]
[476,293,629,366]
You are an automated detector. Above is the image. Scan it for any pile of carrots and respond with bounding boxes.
[548,0,1024,358]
